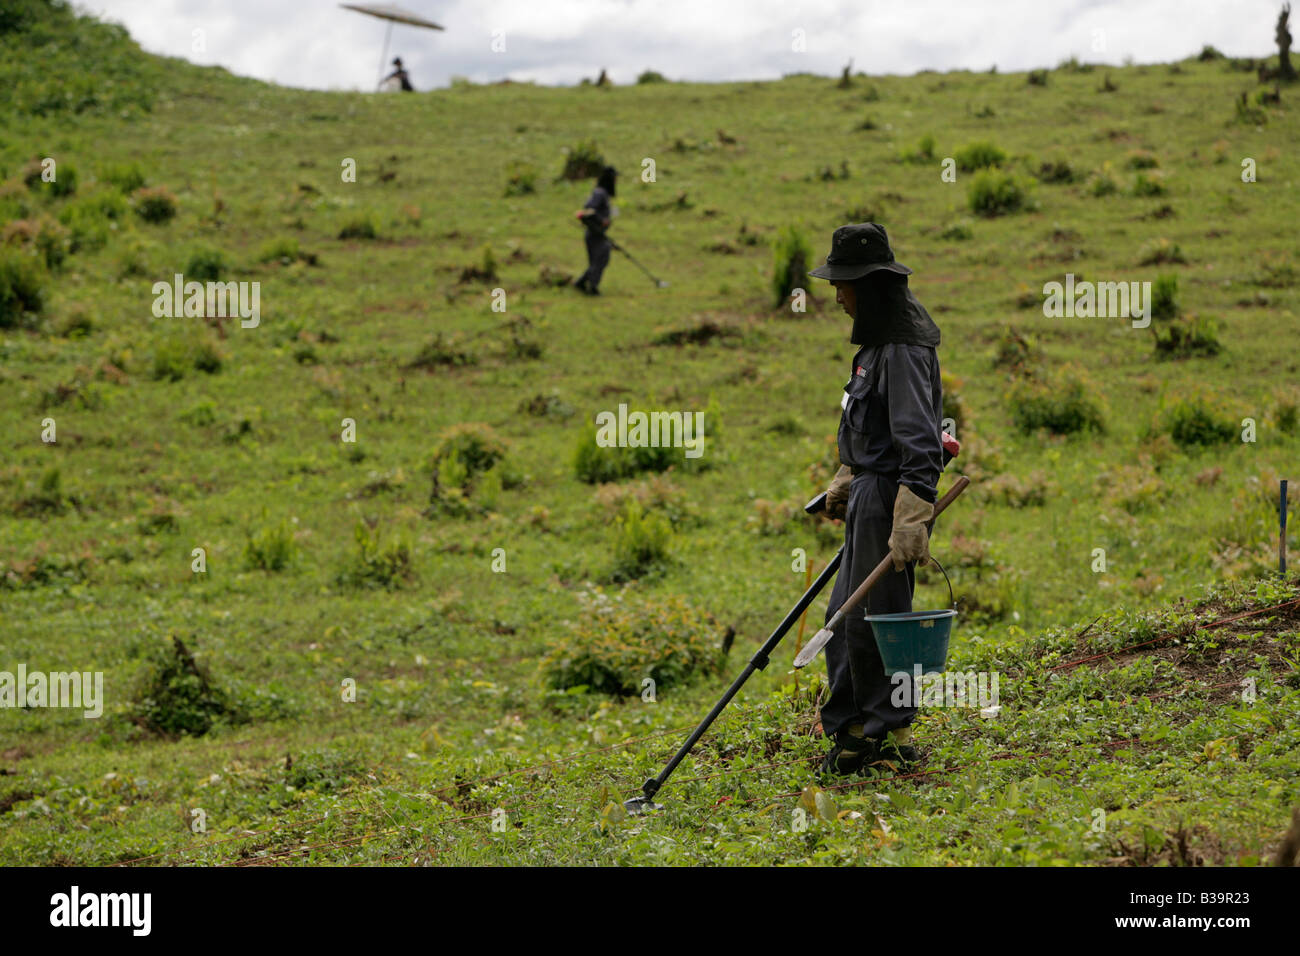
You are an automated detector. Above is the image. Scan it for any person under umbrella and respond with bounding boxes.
[382,57,414,91]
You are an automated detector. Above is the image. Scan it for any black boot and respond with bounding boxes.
[876,727,920,767]
[817,727,878,780]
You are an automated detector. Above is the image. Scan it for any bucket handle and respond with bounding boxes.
[927,555,956,610]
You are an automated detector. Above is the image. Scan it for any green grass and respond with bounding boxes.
[1,1,1298,866]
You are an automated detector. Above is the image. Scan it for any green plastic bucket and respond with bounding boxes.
[864,557,958,677]
[864,608,957,676]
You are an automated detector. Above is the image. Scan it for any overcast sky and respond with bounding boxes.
[81,0,1285,92]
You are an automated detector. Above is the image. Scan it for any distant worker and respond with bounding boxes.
[381,57,414,92]
[573,166,618,295]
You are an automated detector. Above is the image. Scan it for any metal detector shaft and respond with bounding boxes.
[636,544,843,806]
[609,239,667,287]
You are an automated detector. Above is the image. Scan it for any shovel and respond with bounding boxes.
[793,475,970,668]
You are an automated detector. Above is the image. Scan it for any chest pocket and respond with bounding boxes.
[841,368,877,434]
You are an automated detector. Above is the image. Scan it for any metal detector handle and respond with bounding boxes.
[804,491,827,514]
[638,545,844,804]
[821,475,969,636]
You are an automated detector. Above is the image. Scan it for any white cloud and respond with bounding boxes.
[79,0,1284,91]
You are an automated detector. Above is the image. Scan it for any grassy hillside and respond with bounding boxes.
[1,1,1298,865]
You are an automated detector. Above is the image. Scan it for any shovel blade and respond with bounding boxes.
[793,628,835,668]
[623,796,663,815]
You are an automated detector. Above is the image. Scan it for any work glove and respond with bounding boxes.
[824,464,853,520]
[888,485,933,571]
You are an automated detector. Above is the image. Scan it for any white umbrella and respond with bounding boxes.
[339,3,445,89]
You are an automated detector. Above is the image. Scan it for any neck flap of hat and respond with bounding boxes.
[850,274,941,348]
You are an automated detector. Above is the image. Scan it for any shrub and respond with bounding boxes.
[56,305,93,338]
[132,185,177,223]
[180,400,217,426]
[770,224,813,308]
[0,249,44,327]
[939,220,974,241]
[982,470,1052,508]
[57,191,126,252]
[257,236,301,263]
[1138,238,1186,265]
[1273,390,1299,434]
[22,159,76,197]
[12,466,68,517]
[1125,150,1159,169]
[409,333,476,369]
[636,69,667,84]
[573,422,678,483]
[32,217,70,270]
[0,547,90,589]
[1131,171,1167,197]
[127,636,243,737]
[244,516,298,571]
[1197,45,1224,61]
[1036,158,1077,183]
[519,390,575,419]
[149,338,189,381]
[954,140,1006,172]
[503,160,538,197]
[458,244,498,283]
[337,214,377,240]
[610,499,674,580]
[1006,367,1106,435]
[1104,464,1166,513]
[102,161,146,193]
[941,370,969,435]
[594,474,695,527]
[992,325,1042,373]
[540,589,727,696]
[184,245,226,281]
[1154,394,1236,446]
[3,217,68,271]
[1234,93,1267,125]
[967,170,1029,217]
[1088,166,1120,197]
[1027,69,1048,86]
[1153,314,1222,358]
[337,521,414,590]
[558,139,604,181]
[429,423,510,513]
[433,422,506,477]
[899,133,936,164]
[1151,273,1179,320]
[192,337,224,373]
[1253,261,1297,289]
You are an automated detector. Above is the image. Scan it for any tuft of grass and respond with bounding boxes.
[1006,367,1107,435]
[967,170,1030,217]
[770,224,813,308]
[132,185,177,223]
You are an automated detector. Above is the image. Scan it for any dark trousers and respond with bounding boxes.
[819,471,917,741]
[579,233,611,289]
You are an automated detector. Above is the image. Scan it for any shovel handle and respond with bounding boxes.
[822,475,970,635]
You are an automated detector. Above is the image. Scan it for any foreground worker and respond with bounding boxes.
[806,223,945,777]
